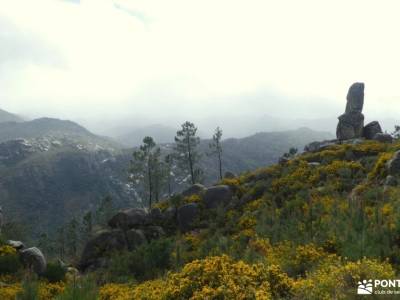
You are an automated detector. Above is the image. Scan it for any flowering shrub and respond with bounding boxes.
[0,283,22,300]
[100,283,135,300]
[38,282,65,300]
[0,245,22,275]
[368,152,392,180]
[184,194,201,204]
[128,255,272,300]
[293,258,395,299]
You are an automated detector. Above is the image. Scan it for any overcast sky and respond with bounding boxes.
[1,0,400,135]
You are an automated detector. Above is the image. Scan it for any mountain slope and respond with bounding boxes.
[0,117,118,146]
[0,108,23,123]
[82,139,398,299]
[199,127,333,183]
[0,125,331,239]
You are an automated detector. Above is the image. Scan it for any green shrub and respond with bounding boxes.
[0,245,22,275]
[41,262,67,283]
[104,238,173,282]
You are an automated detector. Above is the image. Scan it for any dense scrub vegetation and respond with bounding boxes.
[2,140,400,299]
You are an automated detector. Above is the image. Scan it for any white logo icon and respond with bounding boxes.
[358,279,373,295]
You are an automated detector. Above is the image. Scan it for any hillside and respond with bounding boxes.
[0,117,118,146]
[71,139,400,298]
[199,127,333,183]
[0,108,23,123]
[0,118,132,239]
[0,126,332,240]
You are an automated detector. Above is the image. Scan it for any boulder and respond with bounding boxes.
[363,121,382,139]
[336,83,365,140]
[143,226,165,240]
[203,185,233,209]
[181,184,206,197]
[177,203,199,232]
[80,229,127,270]
[163,206,177,222]
[304,140,338,153]
[385,175,397,187]
[19,247,47,274]
[224,171,236,179]
[108,208,149,230]
[7,240,25,250]
[373,133,393,143]
[345,82,364,114]
[387,151,400,175]
[308,162,321,167]
[149,207,162,221]
[336,112,364,140]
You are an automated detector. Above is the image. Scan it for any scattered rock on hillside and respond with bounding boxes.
[203,185,233,209]
[304,140,337,152]
[363,121,382,139]
[387,151,400,175]
[337,83,365,140]
[163,206,177,222]
[373,133,393,143]
[177,203,199,232]
[80,229,128,270]
[20,247,47,274]
[108,208,149,230]
[7,240,25,250]
[385,175,397,187]
[182,184,207,197]
[149,207,162,221]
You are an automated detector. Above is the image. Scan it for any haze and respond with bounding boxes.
[1,0,400,138]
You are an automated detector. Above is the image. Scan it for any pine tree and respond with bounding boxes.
[130,136,164,208]
[209,127,223,180]
[95,195,115,226]
[81,211,93,245]
[174,121,202,185]
[164,154,174,197]
[65,218,79,259]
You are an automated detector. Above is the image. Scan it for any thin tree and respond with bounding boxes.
[130,136,163,208]
[95,195,115,226]
[164,154,174,197]
[209,127,223,180]
[174,121,202,185]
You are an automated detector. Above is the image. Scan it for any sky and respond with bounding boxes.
[0,0,400,136]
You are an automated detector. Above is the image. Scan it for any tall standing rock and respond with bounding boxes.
[336,83,365,140]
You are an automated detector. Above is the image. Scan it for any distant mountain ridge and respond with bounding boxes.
[0,117,122,149]
[199,127,333,183]
[0,112,333,240]
[0,108,23,123]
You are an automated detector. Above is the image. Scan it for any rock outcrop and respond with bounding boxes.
[7,240,25,250]
[336,83,365,140]
[387,151,400,175]
[363,121,383,139]
[203,185,233,209]
[373,133,393,143]
[177,203,199,232]
[20,247,47,274]
[81,206,167,270]
[181,184,207,197]
[108,208,150,230]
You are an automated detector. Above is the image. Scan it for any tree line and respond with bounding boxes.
[129,121,224,209]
